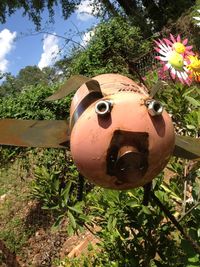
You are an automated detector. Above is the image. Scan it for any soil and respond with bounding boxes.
[0,197,98,267]
[0,198,99,267]
[0,156,99,267]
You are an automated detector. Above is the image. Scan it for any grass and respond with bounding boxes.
[0,157,60,267]
[0,160,32,253]
[0,167,19,196]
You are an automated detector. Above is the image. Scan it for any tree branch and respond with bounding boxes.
[151,191,200,255]
[20,31,86,49]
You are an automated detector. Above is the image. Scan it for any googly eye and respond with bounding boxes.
[146,100,163,116]
[95,100,112,116]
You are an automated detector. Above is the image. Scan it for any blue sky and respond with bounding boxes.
[0,1,98,76]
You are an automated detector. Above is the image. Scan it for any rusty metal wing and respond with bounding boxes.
[173,134,200,160]
[45,75,101,101]
[0,119,70,148]
[149,81,168,98]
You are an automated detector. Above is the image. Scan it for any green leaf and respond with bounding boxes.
[126,191,139,201]
[67,224,74,236]
[197,111,200,126]
[107,215,113,231]
[53,178,60,191]
[185,96,200,107]
[104,189,120,203]
[126,200,140,208]
[68,210,76,229]
[188,255,200,263]
[68,202,83,214]
[142,205,151,215]
[197,229,200,238]
[52,214,64,229]
[161,184,182,202]
[61,180,72,204]
[186,124,196,130]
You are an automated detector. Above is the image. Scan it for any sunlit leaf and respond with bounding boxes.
[68,210,76,229]
[184,96,200,107]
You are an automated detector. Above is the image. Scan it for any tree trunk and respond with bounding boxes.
[100,0,119,17]
[115,0,152,37]
[142,0,166,31]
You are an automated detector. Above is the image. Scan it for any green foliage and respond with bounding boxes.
[0,65,63,97]
[0,0,80,29]
[69,17,151,77]
[0,162,34,254]
[31,164,87,235]
[83,188,180,266]
[28,147,88,235]
[0,0,195,35]
[58,171,200,266]
[31,156,77,210]
[0,216,29,253]
[0,83,71,120]
[145,71,200,136]
[0,82,71,168]
[164,12,200,53]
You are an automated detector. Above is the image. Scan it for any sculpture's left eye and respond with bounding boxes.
[95,100,112,116]
[146,99,163,116]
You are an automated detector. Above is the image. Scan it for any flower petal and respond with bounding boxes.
[181,71,188,81]
[182,38,188,45]
[186,77,192,86]
[158,39,169,52]
[177,71,184,83]
[154,47,161,53]
[177,34,181,42]
[163,38,173,46]
[163,63,171,71]
[186,45,193,50]
[157,48,168,57]
[183,66,189,73]
[170,34,176,43]
[155,55,168,61]
[193,16,200,21]
[170,68,176,79]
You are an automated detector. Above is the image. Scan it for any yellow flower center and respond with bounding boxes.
[173,42,186,54]
[188,55,200,72]
[168,51,184,70]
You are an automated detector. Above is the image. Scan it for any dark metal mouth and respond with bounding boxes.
[106,130,149,185]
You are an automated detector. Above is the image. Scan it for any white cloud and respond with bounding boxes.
[81,30,95,46]
[76,0,95,21]
[0,29,16,73]
[38,34,60,69]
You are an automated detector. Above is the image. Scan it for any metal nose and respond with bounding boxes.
[115,145,145,183]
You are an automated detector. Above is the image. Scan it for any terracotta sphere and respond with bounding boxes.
[70,74,175,190]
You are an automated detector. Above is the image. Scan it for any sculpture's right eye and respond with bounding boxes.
[146,99,163,116]
[95,100,112,116]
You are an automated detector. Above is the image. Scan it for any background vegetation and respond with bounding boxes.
[0,1,200,266]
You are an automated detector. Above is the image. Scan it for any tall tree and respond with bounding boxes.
[0,66,54,96]
[0,0,81,29]
[114,0,151,36]
[0,0,196,33]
